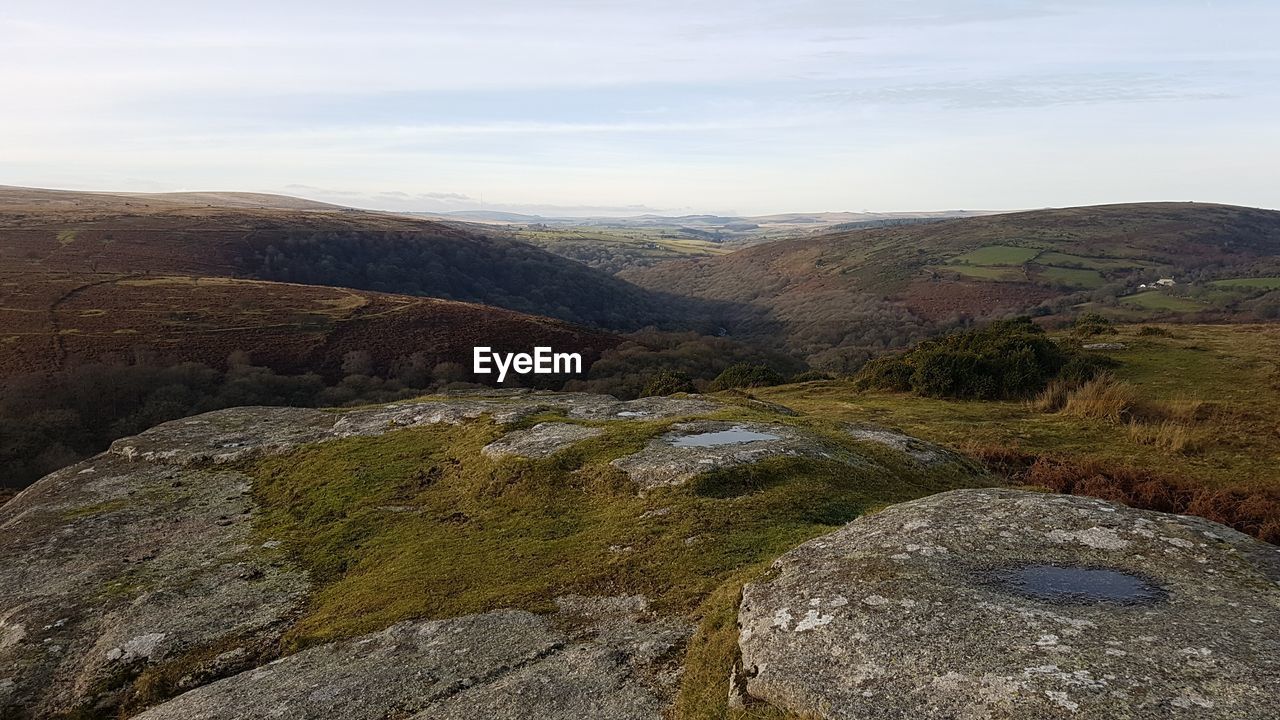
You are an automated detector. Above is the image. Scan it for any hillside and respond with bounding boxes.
[0,274,620,381]
[0,186,682,330]
[622,203,1280,369]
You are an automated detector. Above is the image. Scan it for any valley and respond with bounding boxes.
[420,209,997,273]
[9,2,1279,716]
[3,187,1280,720]
[623,202,1280,370]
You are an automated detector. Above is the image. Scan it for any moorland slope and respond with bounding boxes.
[623,203,1280,368]
[0,186,681,330]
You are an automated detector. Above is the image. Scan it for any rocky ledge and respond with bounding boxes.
[136,595,689,720]
[737,488,1280,719]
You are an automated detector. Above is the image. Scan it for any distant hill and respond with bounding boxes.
[0,186,680,330]
[622,203,1280,370]
[0,185,346,211]
[421,209,1000,274]
[0,273,621,382]
[415,208,994,232]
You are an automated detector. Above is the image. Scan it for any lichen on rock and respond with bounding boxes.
[481,422,604,459]
[737,488,1280,719]
[611,420,863,491]
[135,596,689,720]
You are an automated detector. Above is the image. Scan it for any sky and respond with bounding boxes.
[2,0,1278,216]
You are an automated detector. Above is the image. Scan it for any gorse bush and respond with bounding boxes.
[788,370,834,383]
[1072,312,1116,336]
[854,317,1111,400]
[640,369,696,397]
[707,363,784,392]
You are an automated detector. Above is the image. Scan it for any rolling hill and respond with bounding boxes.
[622,202,1280,369]
[420,208,998,273]
[0,273,621,382]
[0,186,682,330]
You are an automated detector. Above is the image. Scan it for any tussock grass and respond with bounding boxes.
[1059,374,1141,423]
[1039,375,1215,455]
[1126,420,1202,455]
[1027,378,1075,413]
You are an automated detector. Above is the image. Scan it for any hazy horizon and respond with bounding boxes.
[4,0,1278,215]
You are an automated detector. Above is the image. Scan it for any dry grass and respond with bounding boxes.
[1036,376,1215,456]
[1059,374,1142,423]
[1027,378,1075,413]
[964,446,1280,545]
[1126,419,1202,455]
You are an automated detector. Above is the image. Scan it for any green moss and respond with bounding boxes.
[62,498,131,519]
[245,404,985,716]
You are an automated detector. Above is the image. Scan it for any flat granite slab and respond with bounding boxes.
[737,488,1280,719]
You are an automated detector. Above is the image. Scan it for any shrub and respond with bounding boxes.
[1137,325,1171,337]
[788,370,832,383]
[708,363,783,392]
[854,356,914,392]
[1072,312,1116,336]
[910,350,992,398]
[854,317,1105,400]
[640,370,696,397]
[1059,353,1116,384]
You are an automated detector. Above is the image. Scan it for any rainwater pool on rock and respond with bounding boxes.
[669,426,781,448]
[994,564,1165,604]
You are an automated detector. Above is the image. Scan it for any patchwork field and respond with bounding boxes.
[512,226,733,273]
[949,244,1040,266]
[944,244,1130,289]
[624,202,1280,368]
[1210,276,1280,290]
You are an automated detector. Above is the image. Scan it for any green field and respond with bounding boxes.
[1036,251,1142,271]
[950,244,1041,266]
[937,264,1025,281]
[1120,290,1206,312]
[1036,265,1105,288]
[1210,277,1280,291]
